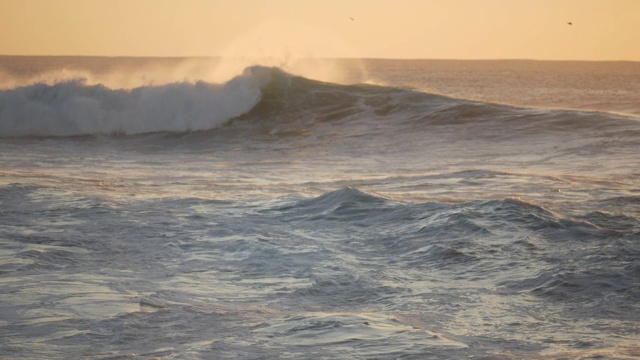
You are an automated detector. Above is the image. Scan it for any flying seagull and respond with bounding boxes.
[350,17,355,21]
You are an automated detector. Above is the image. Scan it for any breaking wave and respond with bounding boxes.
[0,66,275,136]
[1,65,637,138]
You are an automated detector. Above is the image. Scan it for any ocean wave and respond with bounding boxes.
[227,70,639,141]
[0,64,494,138]
[2,65,637,138]
[0,66,275,136]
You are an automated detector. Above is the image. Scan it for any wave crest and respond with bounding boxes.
[0,66,280,137]
[2,64,635,138]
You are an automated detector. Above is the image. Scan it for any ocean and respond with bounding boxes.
[1,56,639,359]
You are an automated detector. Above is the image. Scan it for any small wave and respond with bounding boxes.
[300,187,388,210]
[287,187,397,222]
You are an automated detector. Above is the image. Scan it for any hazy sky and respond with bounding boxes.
[1,0,639,60]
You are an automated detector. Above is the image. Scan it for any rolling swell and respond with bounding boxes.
[236,68,639,135]
[2,64,637,138]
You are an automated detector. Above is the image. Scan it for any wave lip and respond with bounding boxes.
[0,66,278,137]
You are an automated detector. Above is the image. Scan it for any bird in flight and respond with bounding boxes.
[350,17,355,21]
[567,22,573,25]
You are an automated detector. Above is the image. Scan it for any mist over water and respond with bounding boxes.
[1,57,639,359]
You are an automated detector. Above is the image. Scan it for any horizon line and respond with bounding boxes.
[1,54,639,63]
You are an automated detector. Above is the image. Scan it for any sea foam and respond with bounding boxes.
[0,66,274,137]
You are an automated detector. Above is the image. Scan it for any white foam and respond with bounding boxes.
[0,66,273,137]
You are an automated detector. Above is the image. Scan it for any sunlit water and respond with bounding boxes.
[1,57,639,359]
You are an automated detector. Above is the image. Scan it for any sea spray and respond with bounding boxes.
[0,66,274,136]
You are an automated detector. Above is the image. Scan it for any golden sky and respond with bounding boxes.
[1,0,639,60]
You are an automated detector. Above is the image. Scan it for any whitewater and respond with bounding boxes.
[1,56,639,359]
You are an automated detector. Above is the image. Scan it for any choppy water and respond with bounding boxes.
[1,57,639,359]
